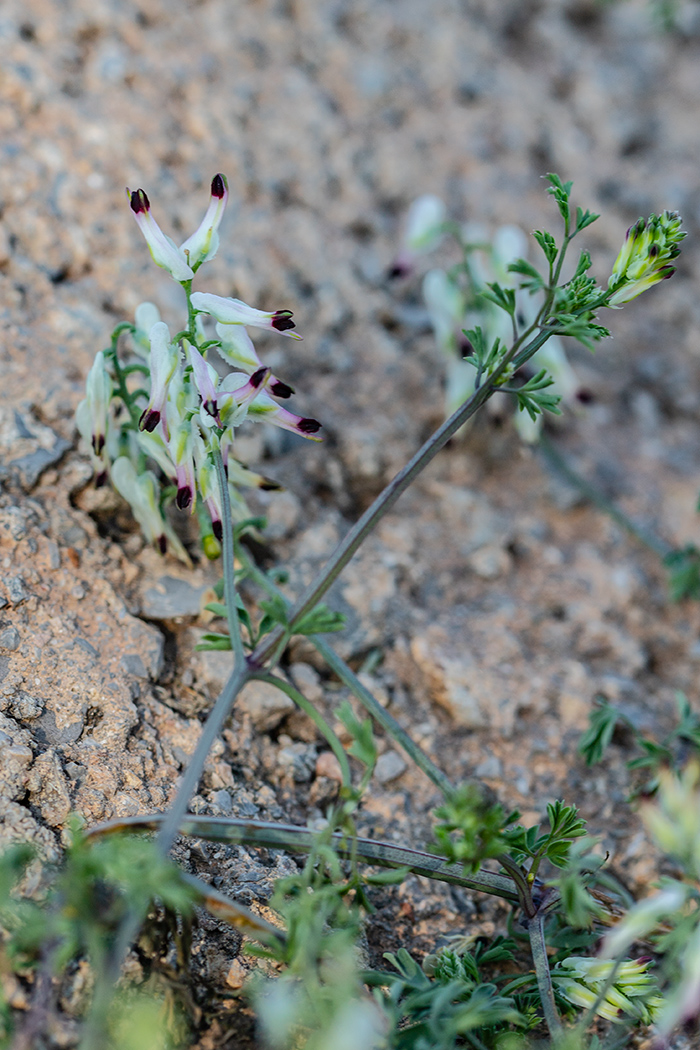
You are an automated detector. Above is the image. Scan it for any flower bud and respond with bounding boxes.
[179,173,229,269]
[127,188,194,282]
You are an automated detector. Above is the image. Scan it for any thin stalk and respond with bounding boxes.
[497,853,536,919]
[155,660,250,856]
[236,543,454,798]
[528,910,562,1041]
[214,448,246,668]
[249,328,552,669]
[313,636,454,798]
[251,671,352,791]
[538,432,671,558]
[88,814,522,904]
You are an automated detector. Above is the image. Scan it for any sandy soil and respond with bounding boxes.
[2,0,700,1044]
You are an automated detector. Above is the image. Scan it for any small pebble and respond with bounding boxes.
[0,627,20,652]
[375,750,408,785]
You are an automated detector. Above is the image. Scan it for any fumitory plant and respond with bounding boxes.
[4,171,691,1049]
[76,174,321,564]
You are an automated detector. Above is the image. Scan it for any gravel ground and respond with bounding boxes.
[2,0,700,1045]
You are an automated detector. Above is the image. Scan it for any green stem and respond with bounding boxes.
[527,910,562,1040]
[88,814,522,904]
[214,448,246,669]
[313,636,454,798]
[497,853,536,919]
[236,542,454,798]
[248,328,552,670]
[538,432,671,558]
[251,671,352,791]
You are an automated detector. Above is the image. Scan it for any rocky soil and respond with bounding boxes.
[2,0,700,1045]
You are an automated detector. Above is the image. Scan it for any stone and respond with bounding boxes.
[6,577,30,605]
[9,692,44,720]
[374,750,407,785]
[26,751,72,828]
[237,680,295,732]
[315,751,344,783]
[0,628,20,652]
[140,576,209,620]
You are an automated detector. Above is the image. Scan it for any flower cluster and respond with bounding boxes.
[76,175,321,561]
[608,210,686,306]
[395,207,583,442]
[553,956,664,1025]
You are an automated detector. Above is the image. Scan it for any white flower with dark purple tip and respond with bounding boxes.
[167,418,197,511]
[389,194,447,278]
[179,174,228,269]
[247,389,322,441]
[215,323,295,398]
[111,457,189,563]
[216,367,271,429]
[188,343,222,426]
[190,292,302,339]
[139,322,180,438]
[82,350,112,459]
[127,188,195,282]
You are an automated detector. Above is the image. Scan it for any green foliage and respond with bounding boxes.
[578,699,619,766]
[508,369,562,422]
[366,945,529,1050]
[502,802,587,872]
[664,544,700,601]
[432,785,517,873]
[580,692,700,795]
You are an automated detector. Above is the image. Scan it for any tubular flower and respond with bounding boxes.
[139,322,180,438]
[188,343,222,426]
[167,418,197,511]
[179,173,228,269]
[247,389,322,440]
[132,301,162,356]
[215,323,294,398]
[389,194,447,278]
[190,291,302,339]
[127,189,195,282]
[607,210,685,306]
[218,368,272,431]
[82,350,112,460]
[111,457,189,563]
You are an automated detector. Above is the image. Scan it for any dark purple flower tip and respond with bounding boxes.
[212,519,223,541]
[661,266,676,280]
[176,486,192,510]
[387,261,411,280]
[271,310,295,332]
[270,379,294,398]
[95,471,108,489]
[576,388,594,405]
[649,243,660,258]
[211,173,227,198]
[260,479,283,491]
[139,407,161,432]
[298,417,322,434]
[203,399,220,424]
[157,534,168,554]
[129,188,149,214]
[250,366,269,389]
[91,434,106,454]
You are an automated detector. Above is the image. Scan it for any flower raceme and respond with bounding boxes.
[78,174,323,559]
[607,210,686,306]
